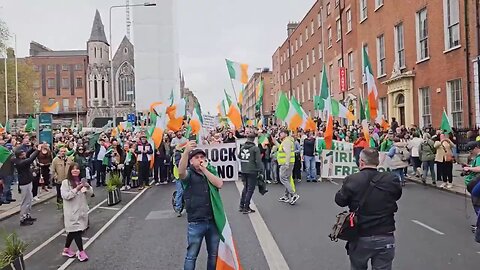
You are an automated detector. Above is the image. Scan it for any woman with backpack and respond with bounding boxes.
[434,134,456,189]
[419,133,436,185]
[388,137,410,186]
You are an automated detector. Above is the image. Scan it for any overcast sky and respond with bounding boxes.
[1,0,315,113]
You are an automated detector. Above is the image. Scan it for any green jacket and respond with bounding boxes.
[419,139,436,162]
[380,139,394,152]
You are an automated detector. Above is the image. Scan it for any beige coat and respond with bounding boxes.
[50,156,73,184]
[61,179,93,232]
[434,139,455,163]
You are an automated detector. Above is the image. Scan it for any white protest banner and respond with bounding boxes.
[202,115,218,131]
[198,142,238,181]
[320,141,392,179]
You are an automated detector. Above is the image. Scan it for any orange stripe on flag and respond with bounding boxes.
[324,115,333,149]
[289,114,303,131]
[368,91,377,121]
[240,64,249,85]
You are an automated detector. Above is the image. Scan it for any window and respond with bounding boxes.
[360,0,368,21]
[346,9,352,33]
[419,87,432,127]
[296,63,299,76]
[280,56,283,65]
[329,64,334,92]
[290,45,294,56]
[336,18,342,41]
[319,42,323,59]
[301,83,305,102]
[311,20,315,35]
[74,64,83,71]
[62,98,69,111]
[47,78,55,89]
[61,78,69,88]
[307,79,311,100]
[444,0,460,49]
[317,12,322,28]
[306,53,310,69]
[62,64,69,71]
[76,98,83,109]
[297,86,300,100]
[47,65,54,71]
[287,69,290,80]
[295,39,299,51]
[375,0,384,9]
[33,65,39,72]
[312,48,316,64]
[377,34,386,76]
[327,2,331,16]
[416,8,429,60]
[348,51,354,89]
[313,75,317,96]
[33,80,40,88]
[306,27,309,41]
[300,35,303,47]
[301,59,304,73]
[448,79,463,127]
[379,97,388,119]
[287,48,290,58]
[48,98,55,106]
[394,23,405,68]
[328,27,332,47]
[76,77,83,88]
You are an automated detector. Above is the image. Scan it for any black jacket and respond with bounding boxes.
[335,168,402,237]
[183,168,213,222]
[12,149,40,186]
[238,141,264,174]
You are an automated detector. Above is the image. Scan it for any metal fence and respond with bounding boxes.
[454,127,479,153]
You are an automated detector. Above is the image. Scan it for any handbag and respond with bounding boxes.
[329,172,386,242]
[441,143,453,162]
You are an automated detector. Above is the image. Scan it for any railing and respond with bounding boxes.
[452,127,479,153]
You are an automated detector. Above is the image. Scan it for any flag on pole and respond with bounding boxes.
[330,98,355,121]
[226,59,249,85]
[227,102,242,130]
[275,92,303,131]
[238,85,244,109]
[169,89,175,106]
[305,117,317,132]
[224,90,233,107]
[324,112,334,150]
[44,102,59,114]
[318,64,330,111]
[167,98,186,132]
[25,116,35,132]
[0,145,12,170]
[255,79,264,110]
[206,164,242,270]
[218,100,228,117]
[189,103,203,135]
[290,96,308,129]
[440,108,453,133]
[363,46,378,121]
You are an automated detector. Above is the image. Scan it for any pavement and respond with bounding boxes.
[0,173,478,269]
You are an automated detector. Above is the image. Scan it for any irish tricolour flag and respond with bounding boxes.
[275,92,303,131]
[207,164,242,270]
[226,59,249,85]
[44,102,59,114]
[363,46,378,121]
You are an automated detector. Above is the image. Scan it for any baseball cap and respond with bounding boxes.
[189,149,206,160]
[466,141,480,151]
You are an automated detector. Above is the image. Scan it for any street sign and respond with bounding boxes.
[127,113,136,123]
[37,113,53,148]
[339,67,347,93]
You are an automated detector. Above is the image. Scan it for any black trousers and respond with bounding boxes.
[123,166,133,186]
[65,231,84,251]
[40,166,50,186]
[437,161,453,183]
[138,161,150,186]
[240,173,257,209]
[154,157,168,182]
[32,176,39,197]
[293,154,302,180]
[95,160,106,186]
[55,183,62,204]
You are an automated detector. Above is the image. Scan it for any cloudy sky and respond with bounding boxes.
[1,0,315,113]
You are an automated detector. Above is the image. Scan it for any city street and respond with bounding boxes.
[2,179,478,270]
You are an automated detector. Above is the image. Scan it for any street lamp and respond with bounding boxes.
[109,2,157,127]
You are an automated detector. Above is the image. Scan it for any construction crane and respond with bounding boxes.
[125,0,131,39]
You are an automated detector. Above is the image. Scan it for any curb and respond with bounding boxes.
[406,176,470,197]
[0,192,56,221]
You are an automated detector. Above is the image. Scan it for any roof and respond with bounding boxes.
[112,36,133,60]
[89,10,109,44]
[32,50,88,57]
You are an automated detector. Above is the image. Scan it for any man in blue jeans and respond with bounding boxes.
[303,132,317,182]
[178,141,223,270]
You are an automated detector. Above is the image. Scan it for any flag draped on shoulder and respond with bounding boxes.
[206,164,242,270]
[44,102,59,114]
[226,59,249,85]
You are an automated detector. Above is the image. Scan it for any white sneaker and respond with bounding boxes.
[33,196,40,201]
[266,180,272,184]
[278,196,289,203]
[126,185,131,190]
[155,182,161,186]
[120,186,126,191]
[446,183,453,189]
[289,194,300,205]
[439,183,446,188]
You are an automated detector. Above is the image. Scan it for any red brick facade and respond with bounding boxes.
[272,0,480,128]
[242,71,275,124]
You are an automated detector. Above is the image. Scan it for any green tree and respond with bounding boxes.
[0,20,35,122]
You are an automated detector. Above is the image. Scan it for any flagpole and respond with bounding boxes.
[229,79,240,106]
[14,34,19,116]
[4,54,8,123]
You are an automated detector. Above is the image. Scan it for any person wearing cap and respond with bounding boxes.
[178,141,223,270]
[463,141,480,243]
[12,144,41,226]
[135,135,153,189]
[238,128,264,214]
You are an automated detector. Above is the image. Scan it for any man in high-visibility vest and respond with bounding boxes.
[277,130,300,205]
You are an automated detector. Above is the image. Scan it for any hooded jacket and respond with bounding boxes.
[12,148,39,186]
[238,140,264,174]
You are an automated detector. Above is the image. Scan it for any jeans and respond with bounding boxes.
[175,180,184,212]
[2,175,13,201]
[263,160,272,180]
[392,168,405,183]
[19,183,33,221]
[95,160,106,186]
[184,220,220,270]
[474,204,480,243]
[422,161,436,182]
[240,173,257,209]
[304,155,316,181]
[293,154,302,180]
[348,234,395,270]
[271,160,279,182]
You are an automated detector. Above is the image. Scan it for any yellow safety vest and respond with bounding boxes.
[277,137,295,165]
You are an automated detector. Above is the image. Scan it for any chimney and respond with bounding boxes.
[287,22,299,37]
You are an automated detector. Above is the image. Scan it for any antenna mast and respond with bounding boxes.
[126,0,131,39]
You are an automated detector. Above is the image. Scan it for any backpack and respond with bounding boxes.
[398,147,411,161]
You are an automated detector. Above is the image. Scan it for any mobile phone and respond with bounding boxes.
[81,178,87,184]
[189,135,197,141]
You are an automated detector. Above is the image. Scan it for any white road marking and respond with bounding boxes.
[328,179,339,185]
[235,181,290,270]
[24,199,107,260]
[411,220,445,235]
[57,185,149,270]
[98,206,121,211]
[121,191,139,194]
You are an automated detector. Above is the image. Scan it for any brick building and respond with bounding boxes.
[242,70,275,125]
[28,41,88,123]
[272,0,480,128]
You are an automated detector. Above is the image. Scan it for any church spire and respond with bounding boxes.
[89,10,109,44]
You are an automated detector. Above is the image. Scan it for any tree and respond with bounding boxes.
[0,20,35,122]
